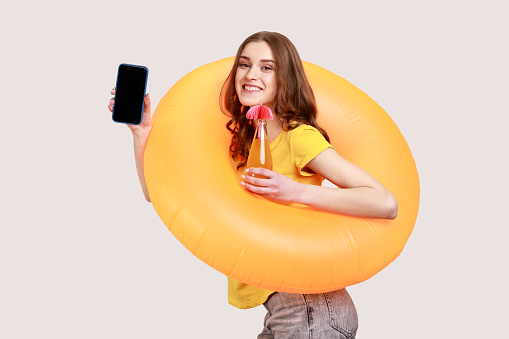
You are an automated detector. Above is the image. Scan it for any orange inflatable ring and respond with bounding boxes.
[145,57,419,293]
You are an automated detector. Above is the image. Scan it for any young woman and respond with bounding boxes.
[109,31,397,339]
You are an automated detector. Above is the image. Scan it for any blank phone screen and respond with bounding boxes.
[112,64,148,124]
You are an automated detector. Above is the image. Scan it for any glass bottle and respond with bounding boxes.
[246,119,273,179]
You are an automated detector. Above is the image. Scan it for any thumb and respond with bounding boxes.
[144,93,151,113]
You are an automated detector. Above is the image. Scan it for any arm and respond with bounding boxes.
[242,148,398,219]
[132,128,151,202]
[109,89,152,202]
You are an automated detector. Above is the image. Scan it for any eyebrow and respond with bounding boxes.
[239,56,276,64]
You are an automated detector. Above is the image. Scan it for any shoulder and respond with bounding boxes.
[287,123,329,146]
[286,123,333,168]
[289,123,321,134]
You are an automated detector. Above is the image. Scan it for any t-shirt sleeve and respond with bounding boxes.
[291,125,334,176]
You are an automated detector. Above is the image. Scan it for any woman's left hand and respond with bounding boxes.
[242,168,302,203]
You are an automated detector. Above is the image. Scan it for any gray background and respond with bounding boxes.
[1,0,507,337]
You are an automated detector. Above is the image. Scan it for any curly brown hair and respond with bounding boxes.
[220,31,330,169]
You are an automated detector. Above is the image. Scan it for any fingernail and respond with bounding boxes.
[245,168,249,173]
[241,175,245,179]
[241,181,246,186]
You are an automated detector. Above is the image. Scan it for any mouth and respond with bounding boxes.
[243,84,262,92]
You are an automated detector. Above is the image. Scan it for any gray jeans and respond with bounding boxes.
[257,289,358,339]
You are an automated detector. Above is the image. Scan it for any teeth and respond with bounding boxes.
[244,86,261,91]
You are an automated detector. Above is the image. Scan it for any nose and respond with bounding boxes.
[246,66,260,80]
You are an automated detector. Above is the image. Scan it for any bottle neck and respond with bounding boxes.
[254,119,268,139]
[256,119,267,126]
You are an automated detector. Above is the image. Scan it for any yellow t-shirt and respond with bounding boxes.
[228,123,333,309]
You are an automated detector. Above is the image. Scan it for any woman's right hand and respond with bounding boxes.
[108,87,152,201]
[108,87,152,134]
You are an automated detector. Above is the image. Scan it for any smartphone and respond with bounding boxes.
[112,63,149,125]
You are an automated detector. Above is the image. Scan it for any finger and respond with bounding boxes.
[242,174,268,187]
[242,180,269,195]
[143,93,151,113]
[245,167,273,178]
[108,98,114,112]
[111,87,116,95]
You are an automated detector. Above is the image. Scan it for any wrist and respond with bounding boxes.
[132,126,151,140]
[293,182,310,205]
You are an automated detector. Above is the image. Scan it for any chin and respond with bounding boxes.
[238,97,260,108]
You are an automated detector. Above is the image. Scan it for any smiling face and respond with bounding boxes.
[235,41,277,112]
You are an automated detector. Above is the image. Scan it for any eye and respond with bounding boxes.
[238,63,250,69]
[261,66,272,71]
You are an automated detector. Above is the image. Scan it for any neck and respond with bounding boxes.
[264,117,283,143]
